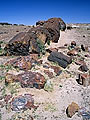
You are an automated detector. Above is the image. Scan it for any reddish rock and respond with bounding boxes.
[29,54,38,60]
[5,72,46,89]
[5,56,37,70]
[75,60,86,66]
[11,94,37,111]
[51,66,62,75]
[71,41,76,46]
[77,73,90,87]
[16,71,46,89]
[66,102,79,118]
[44,70,53,78]
[46,48,58,53]
[67,49,78,56]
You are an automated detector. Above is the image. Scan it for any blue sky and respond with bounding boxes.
[0,0,90,25]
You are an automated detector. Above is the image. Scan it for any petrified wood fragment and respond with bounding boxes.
[5,32,30,55]
[5,72,46,89]
[5,56,37,70]
[11,94,37,111]
[48,51,72,68]
[16,72,46,89]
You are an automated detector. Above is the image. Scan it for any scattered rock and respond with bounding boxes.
[67,26,72,30]
[81,44,85,51]
[75,60,86,66]
[11,94,37,111]
[78,64,89,72]
[67,49,78,56]
[51,66,62,75]
[46,48,58,53]
[77,73,90,87]
[71,41,76,46]
[66,102,79,118]
[48,51,72,68]
[5,73,15,84]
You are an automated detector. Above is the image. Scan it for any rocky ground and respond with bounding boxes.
[0,24,90,120]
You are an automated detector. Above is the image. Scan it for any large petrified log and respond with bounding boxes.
[48,51,72,68]
[4,17,66,55]
[5,71,46,89]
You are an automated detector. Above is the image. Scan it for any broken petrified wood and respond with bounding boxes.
[5,72,46,89]
[77,73,90,87]
[11,94,37,111]
[66,102,79,118]
[48,51,72,68]
[5,55,37,70]
[4,32,30,55]
[16,71,46,89]
[4,32,41,55]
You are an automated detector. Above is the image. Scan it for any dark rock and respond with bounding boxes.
[4,32,31,55]
[71,41,76,46]
[64,43,68,46]
[16,71,46,89]
[11,94,37,111]
[48,51,72,68]
[78,65,89,72]
[66,102,79,118]
[77,73,90,87]
[44,70,53,78]
[67,26,72,30]
[36,21,45,26]
[81,45,85,51]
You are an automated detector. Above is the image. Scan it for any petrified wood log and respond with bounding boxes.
[48,51,72,68]
[4,18,66,55]
[5,72,46,89]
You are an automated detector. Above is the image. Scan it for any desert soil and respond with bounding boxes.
[0,24,90,120]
